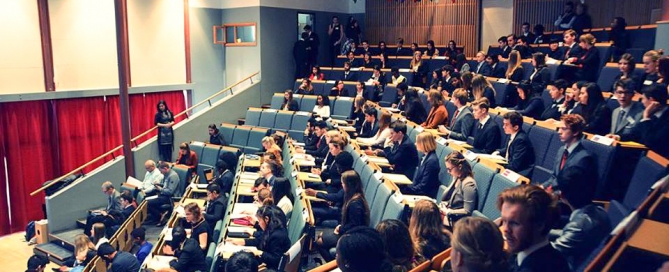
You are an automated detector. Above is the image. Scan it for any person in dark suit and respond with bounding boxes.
[440,65,457,94]
[515,81,545,120]
[540,79,569,121]
[367,65,386,101]
[203,184,227,227]
[346,51,362,68]
[546,39,566,61]
[162,227,207,271]
[322,137,354,193]
[497,185,570,272]
[227,205,291,270]
[520,22,536,45]
[439,88,475,141]
[341,61,358,81]
[358,107,379,138]
[471,98,501,154]
[554,30,583,83]
[472,74,498,108]
[486,54,506,78]
[606,78,644,141]
[578,83,612,136]
[473,51,492,75]
[495,112,535,177]
[303,25,319,69]
[632,84,669,158]
[330,80,348,97]
[565,34,600,83]
[207,124,227,146]
[401,132,440,197]
[529,53,551,91]
[440,151,478,225]
[403,88,427,124]
[305,121,330,160]
[369,121,419,179]
[97,242,142,272]
[410,51,429,88]
[542,114,597,192]
[316,171,370,262]
[499,35,513,59]
[393,38,413,56]
[550,167,611,270]
[84,181,122,236]
[281,90,300,111]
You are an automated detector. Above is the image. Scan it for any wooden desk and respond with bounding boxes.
[305,195,326,202]
[367,156,390,167]
[236,184,256,197]
[298,172,322,183]
[181,198,206,208]
[145,255,176,270]
[425,128,447,137]
[243,158,261,168]
[626,219,669,256]
[382,173,412,185]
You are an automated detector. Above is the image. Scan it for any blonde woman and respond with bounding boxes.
[357,110,392,146]
[565,33,600,82]
[409,200,452,259]
[450,217,507,272]
[502,50,524,107]
[471,74,497,108]
[410,51,428,87]
[58,234,96,271]
[401,132,440,197]
[640,50,662,85]
[261,136,281,152]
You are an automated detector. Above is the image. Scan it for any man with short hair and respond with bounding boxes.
[226,251,260,272]
[368,121,419,179]
[471,98,501,154]
[358,107,379,138]
[495,112,535,176]
[306,121,330,161]
[393,82,408,110]
[147,162,180,226]
[497,185,570,272]
[498,34,517,61]
[26,254,49,272]
[212,160,234,196]
[554,1,576,31]
[131,227,153,264]
[163,226,207,272]
[341,61,358,81]
[84,181,122,236]
[540,80,569,121]
[474,51,492,76]
[208,124,227,146]
[139,160,162,195]
[204,183,227,226]
[97,242,140,272]
[303,25,319,69]
[632,84,669,158]
[440,65,456,94]
[438,89,474,141]
[360,40,371,56]
[606,78,644,141]
[520,22,536,44]
[498,36,510,58]
[260,161,281,187]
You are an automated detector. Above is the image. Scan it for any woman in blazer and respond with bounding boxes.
[404,89,427,124]
[421,89,448,129]
[515,80,545,120]
[472,74,497,108]
[440,151,478,226]
[529,52,552,90]
[579,83,612,135]
[502,50,524,107]
[402,132,440,197]
[566,34,600,83]
[228,205,290,270]
[281,90,300,111]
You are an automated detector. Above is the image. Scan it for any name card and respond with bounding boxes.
[464,150,478,161]
[326,80,336,84]
[433,56,446,60]
[643,80,653,86]
[295,111,310,116]
[289,158,295,164]
[291,170,298,178]
[393,192,404,204]
[360,155,369,163]
[190,141,205,147]
[497,78,509,84]
[414,126,424,132]
[302,208,309,221]
[501,169,521,183]
[265,109,277,113]
[350,68,361,72]
[374,172,384,181]
[295,186,304,196]
[590,135,614,146]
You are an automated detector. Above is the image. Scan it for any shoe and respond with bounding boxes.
[156,218,168,227]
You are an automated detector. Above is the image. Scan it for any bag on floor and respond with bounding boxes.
[25,220,35,241]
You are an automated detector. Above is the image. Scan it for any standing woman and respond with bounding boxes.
[282,90,300,111]
[402,132,440,197]
[313,94,331,118]
[440,151,478,226]
[579,83,612,135]
[182,202,210,252]
[422,89,448,129]
[409,200,452,260]
[316,170,370,262]
[328,16,344,65]
[472,75,497,108]
[410,51,428,88]
[503,50,524,107]
[155,100,175,162]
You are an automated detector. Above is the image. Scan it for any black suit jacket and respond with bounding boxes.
[472,119,502,154]
[474,61,492,75]
[204,195,227,226]
[530,67,551,90]
[341,70,358,81]
[573,46,601,82]
[281,100,299,111]
[542,142,597,190]
[402,151,440,197]
[512,244,570,272]
[245,228,291,269]
[340,198,368,235]
[498,130,535,176]
[381,135,419,179]
[634,109,669,159]
[540,98,565,121]
[491,63,506,78]
[358,120,379,138]
[170,238,208,272]
[306,135,329,158]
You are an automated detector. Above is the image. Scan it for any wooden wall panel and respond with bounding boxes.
[513,0,662,34]
[365,0,480,57]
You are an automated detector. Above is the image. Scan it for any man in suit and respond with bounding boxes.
[542,114,597,193]
[550,167,611,270]
[498,185,570,272]
[632,84,669,158]
[440,65,456,94]
[147,162,180,226]
[369,121,419,179]
[163,227,208,271]
[341,61,358,81]
[607,78,644,141]
[495,112,536,177]
[520,22,536,45]
[305,121,330,161]
[486,54,506,78]
[303,25,319,70]
[84,181,122,236]
[471,98,501,154]
[499,36,512,59]
[346,51,362,68]
[540,79,569,121]
[358,107,379,138]
[498,34,517,61]
[474,51,492,76]
[97,242,142,272]
[439,89,475,141]
[260,161,281,188]
[393,38,412,56]
[554,30,583,82]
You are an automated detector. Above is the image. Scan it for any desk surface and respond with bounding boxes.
[383,173,412,185]
[244,158,261,168]
[298,172,323,183]
[627,219,669,257]
[181,198,206,208]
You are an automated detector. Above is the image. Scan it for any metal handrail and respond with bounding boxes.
[30,72,259,196]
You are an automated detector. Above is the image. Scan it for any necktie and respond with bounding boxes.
[560,149,569,171]
[479,123,484,130]
[316,136,322,149]
[616,110,626,132]
[392,142,399,153]
[451,109,460,127]
[565,45,572,59]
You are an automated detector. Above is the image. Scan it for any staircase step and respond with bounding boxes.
[34,243,73,266]
[49,228,82,252]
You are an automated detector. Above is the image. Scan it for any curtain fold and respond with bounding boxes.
[0,109,11,235]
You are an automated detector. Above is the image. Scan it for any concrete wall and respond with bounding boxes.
[481,0,513,53]
[221,7,262,101]
[656,21,669,51]
[190,7,226,112]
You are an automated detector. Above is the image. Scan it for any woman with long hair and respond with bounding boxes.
[357,110,392,147]
[460,71,474,99]
[175,142,198,172]
[502,50,524,107]
[336,226,393,272]
[309,66,325,81]
[403,88,427,124]
[578,83,612,135]
[91,223,108,248]
[59,234,96,271]
[316,170,370,262]
[296,78,314,95]
[228,205,290,270]
[440,151,478,226]
[530,52,551,90]
[514,80,545,119]
[409,200,452,260]
[429,68,443,90]
[281,89,300,111]
[444,40,459,63]
[410,51,428,87]
[271,178,294,217]
[352,95,367,130]
[471,75,497,108]
[313,94,331,118]
[376,219,425,271]
[182,202,210,251]
[155,100,175,162]
[611,53,638,92]
[330,80,348,97]
[422,89,448,129]
[450,217,508,272]
[424,40,440,57]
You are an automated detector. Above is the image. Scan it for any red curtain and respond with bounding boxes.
[0,101,54,233]
[0,110,10,235]
[104,96,123,158]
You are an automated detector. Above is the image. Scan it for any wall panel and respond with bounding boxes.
[513,0,662,34]
[365,0,480,56]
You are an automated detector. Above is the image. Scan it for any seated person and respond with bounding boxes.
[409,200,452,259]
[472,74,497,108]
[312,94,331,118]
[302,117,319,149]
[440,151,478,225]
[281,90,300,111]
[367,65,386,101]
[610,54,639,93]
[368,121,419,179]
[541,79,569,121]
[203,183,227,227]
[207,124,227,146]
[175,142,198,172]
[261,136,281,153]
[514,80,545,120]
[212,160,234,195]
[147,162,180,226]
[639,50,661,89]
[550,167,611,269]
[271,178,294,216]
[295,78,314,95]
[227,205,291,270]
[131,227,153,264]
[101,191,136,237]
[631,83,669,158]
[450,217,508,272]
[84,181,122,237]
[357,110,392,147]
[305,121,329,161]
[58,234,96,271]
[401,132,440,197]
[336,226,392,272]
[161,227,207,272]
[439,88,475,141]
[471,98,501,154]
[346,51,362,67]
[312,136,354,193]
[181,202,210,252]
[259,161,282,188]
[606,78,644,141]
[403,88,427,124]
[473,51,492,75]
[352,96,367,130]
[486,54,506,78]
[91,223,109,249]
[390,66,407,85]
[97,242,140,272]
[309,66,325,81]
[578,83,611,136]
[530,52,551,90]
[225,251,259,272]
[137,159,163,196]
[494,112,535,176]
[376,219,425,271]
[422,89,448,129]
[26,254,49,272]
[357,107,379,138]
[392,82,408,110]
[563,34,600,83]
[330,80,348,97]
[341,61,358,81]
[546,38,566,61]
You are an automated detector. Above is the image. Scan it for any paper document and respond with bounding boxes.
[125,176,143,187]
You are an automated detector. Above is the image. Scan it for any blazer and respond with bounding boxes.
[515,96,545,120]
[441,176,478,217]
[204,195,227,225]
[529,67,551,90]
[501,46,512,59]
[169,238,208,272]
[474,61,492,75]
[327,151,354,191]
[550,204,611,269]
[472,119,502,154]
[281,100,300,111]
[449,107,475,141]
[573,46,601,82]
[340,198,369,235]
[482,86,498,109]
[405,99,427,124]
[402,151,440,197]
[540,97,565,121]
[610,102,644,140]
[359,120,379,138]
[306,135,329,159]
[491,63,506,78]
[543,142,597,190]
[381,135,419,179]
[633,108,669,159]
[422,105,448,129]
[245,228,291,269]
[330,88,348,97]
[498,130,535,176]
[512,244,570,272]
[214,170,234,195]
[547,48,566,61]
[209,132,227,146]
[341,70,358,82]
[583,103,612,136]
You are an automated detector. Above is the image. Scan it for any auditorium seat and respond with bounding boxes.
[491,81,509,105]
[299,95,318,113]
[521,62,534,80]
[528,125,559,183]
[436,185,448,204]
[288,112,312,141]
[597,64,619,92]
[477,174,519,220]
[541,89,552,110]
[369,182,393,227]
[270,93,284,109]
[321,81,336,96]
[293,80,301,91]
[419,91,431,114]
[379,85,398,107]
[381,194,406,221]
[365,176,382,204]
[472,163,497,212]
[196,144,222,183]
[581,139,617,199]
[245,127,269,154]
[189,141,205,161]
[244,107,262,126]
[273,110,293,132]
[445,100,457,121]
[230,125,251,151]
[288,196,307,244]
[360,164,375,192]
[219,123,236,145]
[171,164,191,198]
[331,96,354,120]
[259,109,278,128]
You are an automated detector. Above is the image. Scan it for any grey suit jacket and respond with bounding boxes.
[550,204,611,269]
[449,107,475,141]
[107,189,123,213]
[441,176,478,217]
[160,169,180,197]
[610,102,644,141]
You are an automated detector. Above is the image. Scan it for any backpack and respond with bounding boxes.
[25,220,35,241]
